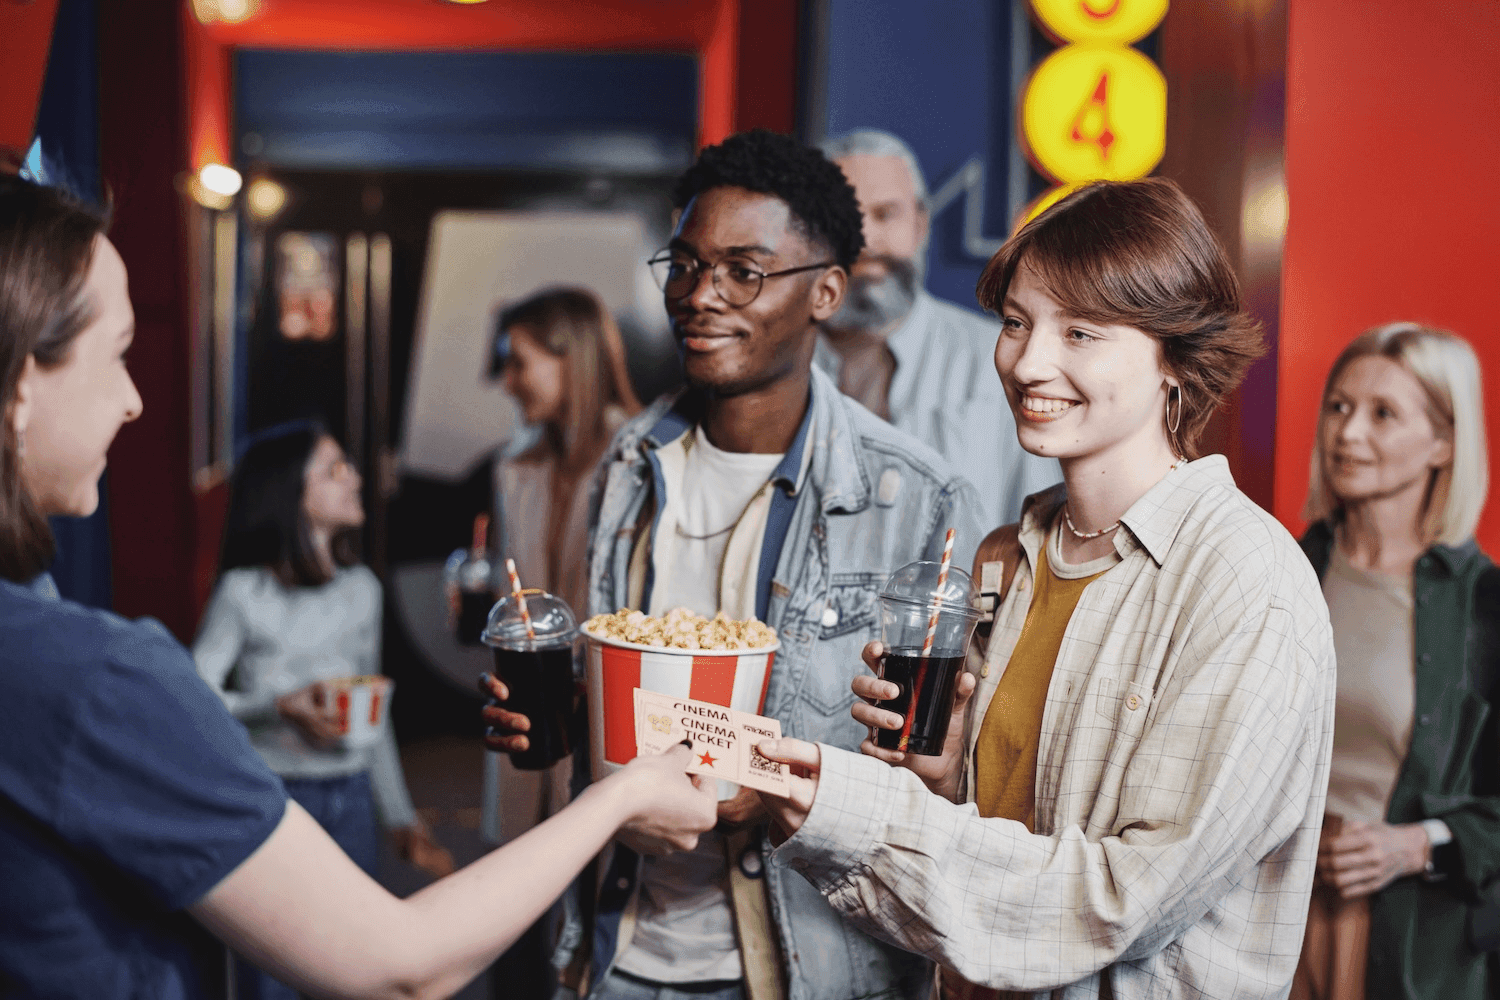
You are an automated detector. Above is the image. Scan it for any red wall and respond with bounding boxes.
[0,0,59,165]
[1278,2,1500,553]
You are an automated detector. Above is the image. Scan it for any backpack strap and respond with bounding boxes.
[973,524,1022,641]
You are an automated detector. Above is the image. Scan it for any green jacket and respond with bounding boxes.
[1302,521,1500,1000]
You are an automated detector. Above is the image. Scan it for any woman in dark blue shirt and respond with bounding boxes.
[0,175,716,999]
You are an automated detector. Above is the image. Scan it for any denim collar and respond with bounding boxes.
[640,373,826,501]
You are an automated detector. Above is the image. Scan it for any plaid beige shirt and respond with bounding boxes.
[773,456,1336,998]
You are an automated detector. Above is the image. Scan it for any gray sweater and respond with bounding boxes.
[192,565,417,828]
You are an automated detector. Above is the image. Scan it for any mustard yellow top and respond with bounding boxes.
[973,532,1111,829]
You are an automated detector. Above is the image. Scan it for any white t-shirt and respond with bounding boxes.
[615,425,783,984]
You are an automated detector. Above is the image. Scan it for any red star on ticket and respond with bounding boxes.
[697,750,718,768]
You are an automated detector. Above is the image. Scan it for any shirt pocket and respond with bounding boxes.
[1091,676,1153,741]
[800,575,883,718]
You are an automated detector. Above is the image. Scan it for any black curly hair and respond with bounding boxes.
[672,129,865,270]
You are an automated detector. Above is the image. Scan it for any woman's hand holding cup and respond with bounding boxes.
[851,640,975,802]
[276,680,344,748]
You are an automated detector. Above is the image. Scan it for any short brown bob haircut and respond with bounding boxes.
[977,178,1264,459]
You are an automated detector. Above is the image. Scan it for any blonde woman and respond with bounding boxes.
[1292,324,1498,1000]
[487,286,642,617]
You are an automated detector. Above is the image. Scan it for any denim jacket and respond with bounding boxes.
[571,365,984,1000]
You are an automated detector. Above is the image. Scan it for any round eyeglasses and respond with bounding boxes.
[648,251,834,308]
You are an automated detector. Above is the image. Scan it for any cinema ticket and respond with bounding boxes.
[633,689,791,796]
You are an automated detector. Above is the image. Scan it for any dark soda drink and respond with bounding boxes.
[874,648,966,756]
[458,591,493,646]
[490,644,576,770]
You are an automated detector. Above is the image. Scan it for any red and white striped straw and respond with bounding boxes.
[504,557,535,642]
[899,528,955,752]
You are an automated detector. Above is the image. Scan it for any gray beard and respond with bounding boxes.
[827,256,919,334]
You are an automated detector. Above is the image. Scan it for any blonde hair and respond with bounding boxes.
[1303,322,1488,545]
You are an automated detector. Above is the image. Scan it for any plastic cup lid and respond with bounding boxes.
[878,560,980,618]
[481,590,578,650]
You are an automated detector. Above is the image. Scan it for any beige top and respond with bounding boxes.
[1322,541,1416,823]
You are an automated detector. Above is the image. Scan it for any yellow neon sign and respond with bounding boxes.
[1018,0,1168,227]
[1022,44,1166,183]
[1029,0,1169,45]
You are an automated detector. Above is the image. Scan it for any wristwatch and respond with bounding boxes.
[1421,818,1453,881]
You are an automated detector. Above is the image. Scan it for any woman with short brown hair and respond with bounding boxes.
[758,178,1337,999]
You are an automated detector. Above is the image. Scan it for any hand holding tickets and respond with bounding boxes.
[634,689,790,796]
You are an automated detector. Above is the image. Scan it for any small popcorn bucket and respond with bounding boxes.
[583,631,778,799]
[327,675,394,750]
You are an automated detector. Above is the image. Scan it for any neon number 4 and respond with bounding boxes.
[1070,73,1115,160]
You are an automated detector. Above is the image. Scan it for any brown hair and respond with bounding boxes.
[495,287,643,469]
[977,178,1264,459]
[0,176,112,583]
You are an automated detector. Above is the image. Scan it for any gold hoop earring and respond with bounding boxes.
[1167,386,1182,435]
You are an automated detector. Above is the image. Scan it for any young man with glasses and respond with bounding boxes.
[484,130,983,1000]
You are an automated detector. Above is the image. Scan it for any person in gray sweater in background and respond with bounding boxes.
[194,421,453,999]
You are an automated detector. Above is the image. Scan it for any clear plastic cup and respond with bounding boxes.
[482,590,579,770]
[874,561,980,756]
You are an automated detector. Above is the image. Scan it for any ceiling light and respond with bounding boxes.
[247,177,287,221]
[199,163,243,198]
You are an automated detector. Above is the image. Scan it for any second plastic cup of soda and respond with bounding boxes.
[481,591,579,770]
[873,561,980,756]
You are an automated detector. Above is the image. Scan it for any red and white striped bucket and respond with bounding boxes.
[328,675,393,750]
[583,630,777,798]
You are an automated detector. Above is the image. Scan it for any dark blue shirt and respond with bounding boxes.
[0,575,287,998]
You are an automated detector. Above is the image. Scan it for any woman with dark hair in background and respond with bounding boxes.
[192,422,454,998]
[757,178,1338,999]
[1292,324,1498,1000]
[0,173,716,1000]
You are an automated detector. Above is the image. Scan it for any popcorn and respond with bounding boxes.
[583,607,777,651]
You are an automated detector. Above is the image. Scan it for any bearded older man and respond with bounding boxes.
[818,129,1058,528]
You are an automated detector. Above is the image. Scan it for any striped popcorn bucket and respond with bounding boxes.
[583,630,778,799]
[328,675,394,750]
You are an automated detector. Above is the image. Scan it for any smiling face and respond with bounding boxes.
[301,434,364,535]
[14,236,143,517]
[666,186,845,396]
[501,322,568,427]
[1320,354,1452,509]
[995,258,1177,468]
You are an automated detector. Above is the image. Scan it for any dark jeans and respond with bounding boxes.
[235,772,379,1000]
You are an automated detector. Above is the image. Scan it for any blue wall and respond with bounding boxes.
[815,0,1022,314]
[235,50,699,173]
